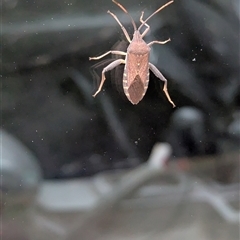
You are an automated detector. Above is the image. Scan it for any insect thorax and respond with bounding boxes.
[127,41,150,55]
[127,30,150,55]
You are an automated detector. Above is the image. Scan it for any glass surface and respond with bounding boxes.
[1,0,239,239]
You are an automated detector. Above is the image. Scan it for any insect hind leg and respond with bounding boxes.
[149,63,175,107]
[93,59,125,97]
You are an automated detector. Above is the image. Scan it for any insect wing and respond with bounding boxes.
[124,52,150,104]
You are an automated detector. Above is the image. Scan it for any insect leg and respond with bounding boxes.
[107,10,131,43]
[89,51,126,60]
[148,38,171,47]
[149,63,175,107]
[139,11,150,38]
[93,59,125,97]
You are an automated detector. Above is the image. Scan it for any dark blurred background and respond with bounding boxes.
[2,0,240,179]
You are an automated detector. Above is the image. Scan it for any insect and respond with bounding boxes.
[89,0,175,107]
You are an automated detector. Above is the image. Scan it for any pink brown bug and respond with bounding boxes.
[89,0,176,107]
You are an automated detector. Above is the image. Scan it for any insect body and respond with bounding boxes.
[124,31,150,104]
[89,0,175,107]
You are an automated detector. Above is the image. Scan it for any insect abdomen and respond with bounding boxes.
[127,74,145,104]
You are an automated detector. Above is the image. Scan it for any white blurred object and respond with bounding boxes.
[0,129,42,206]
[32,143,239,240]
[37,143,172,212]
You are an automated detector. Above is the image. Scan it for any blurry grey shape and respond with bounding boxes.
[233,0,240,19]
[171,107,204,131]
[67,143,181,240]
[99,95,138,158]
[37,145,187,212]
[69,69,95,104]
[2,7,146,70]
[167,107,206,156]
[33,214,68,238]
[192,181,240,223]
[33,152,239,239]
[2,14,127,35]
[2,0,18,9]
[171,107,205,145]
[0,129,42,204]
[210,0,240,23]
[180,0,239,71]
[2,7,150,35]
[69,69,138,158]
[228,110,240,139]
[151,45,215,111]
[2,14,119,70]
[37,178,99,211]
[216,77,240,106]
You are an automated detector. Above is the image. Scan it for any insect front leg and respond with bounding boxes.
[93,59,125,97]
[148,39,171,47]
[140,11,150,38]
[89,51,126,60]
[149,63,175,108]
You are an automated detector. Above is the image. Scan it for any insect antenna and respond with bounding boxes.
[112,0,137,32]
[138,0,174,31]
